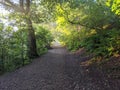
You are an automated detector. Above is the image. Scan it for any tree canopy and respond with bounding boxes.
[0,0,120,74]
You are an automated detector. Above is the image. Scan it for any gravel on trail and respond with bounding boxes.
[0,47,120,90]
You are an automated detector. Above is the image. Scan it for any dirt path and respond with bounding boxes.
[0,48,120,90]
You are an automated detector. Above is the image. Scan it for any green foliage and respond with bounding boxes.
[58,25,87,51]
[55,0,120,60]
[0,23,53,74]
[81,29,120,57]
[35,26,54,55]
[106,0,120,16]
[62,30,81,51]
[0,0,120,74]
[0,24,29,73]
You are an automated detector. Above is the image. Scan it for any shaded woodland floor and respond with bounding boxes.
[0,47,120,90]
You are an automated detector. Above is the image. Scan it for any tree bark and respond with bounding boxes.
[0,0,39,58]
[25,0,38,58]
[26,17,38,58]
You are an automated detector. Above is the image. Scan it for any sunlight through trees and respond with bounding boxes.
[0,0,120,74]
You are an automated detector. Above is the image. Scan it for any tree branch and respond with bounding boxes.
[0,0,24,12]
[59,4,102,30]
[26,0,30,14]
[20,0,25,12]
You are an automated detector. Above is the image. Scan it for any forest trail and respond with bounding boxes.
[0,47,120,90]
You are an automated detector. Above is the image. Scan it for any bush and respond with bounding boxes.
[35,26,54,55]
[81,29,120,58]
[59,30,81,51]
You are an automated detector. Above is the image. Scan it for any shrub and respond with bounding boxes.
[81,29,120,58]
[35,26,54,55]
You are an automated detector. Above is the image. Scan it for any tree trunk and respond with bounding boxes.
[26,17,38,58]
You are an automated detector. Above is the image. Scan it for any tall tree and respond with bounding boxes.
[0,0,38,58]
